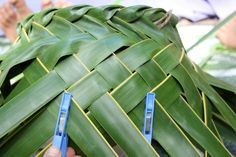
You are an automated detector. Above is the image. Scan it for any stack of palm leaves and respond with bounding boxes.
[0,5,235,157]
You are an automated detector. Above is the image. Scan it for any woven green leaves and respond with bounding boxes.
[0,5,235,157]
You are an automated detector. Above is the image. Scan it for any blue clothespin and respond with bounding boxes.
[52,92,72,157]
[143,92,155,144]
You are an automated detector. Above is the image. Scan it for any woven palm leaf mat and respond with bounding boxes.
[0,5,235,157]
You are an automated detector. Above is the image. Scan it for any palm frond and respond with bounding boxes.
[0,5,235,157]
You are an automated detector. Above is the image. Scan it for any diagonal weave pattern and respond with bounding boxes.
[0,5,236,157]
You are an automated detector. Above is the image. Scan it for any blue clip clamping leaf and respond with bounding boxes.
[52,92,72,157]
[143,92,155,144]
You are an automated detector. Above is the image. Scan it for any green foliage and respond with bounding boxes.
[0,5,235,157]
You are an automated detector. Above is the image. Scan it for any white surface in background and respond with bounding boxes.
[157,0,216,21]
[177,25,217,64]
[208,0,236,19]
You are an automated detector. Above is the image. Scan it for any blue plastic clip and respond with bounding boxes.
[143,92,155,144]
[52,92,72,157]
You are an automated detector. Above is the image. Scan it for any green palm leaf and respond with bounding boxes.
[0,5,235,157]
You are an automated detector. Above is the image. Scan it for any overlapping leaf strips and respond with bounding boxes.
[0,5,235,157]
